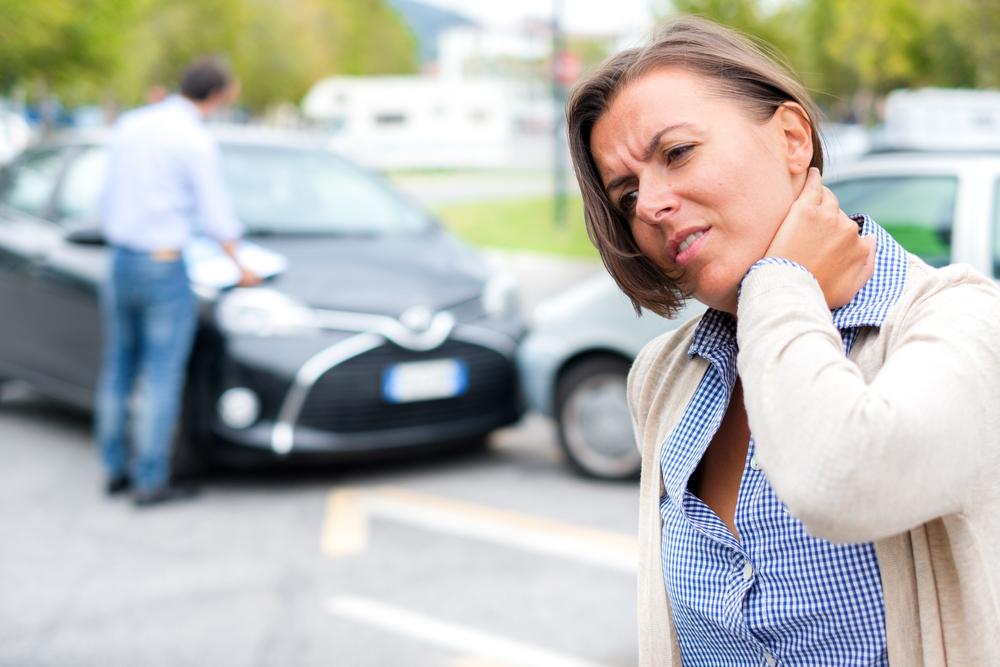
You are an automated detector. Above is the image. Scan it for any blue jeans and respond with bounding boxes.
[95,248,197,492]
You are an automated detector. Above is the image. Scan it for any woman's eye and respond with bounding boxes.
[619,190,637,214]
[666,144,694,164]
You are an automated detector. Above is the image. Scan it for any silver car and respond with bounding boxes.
[518,150,1000,480]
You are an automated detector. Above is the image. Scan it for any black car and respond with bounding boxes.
[0,128,524,472]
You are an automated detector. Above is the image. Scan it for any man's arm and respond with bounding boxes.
[737,264,1000,543]
[220,239,261,287]
[189,139,259,286]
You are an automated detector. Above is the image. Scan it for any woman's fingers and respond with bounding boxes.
[819,185,840,219]
[763,171,874,309]
[802,166,823,206]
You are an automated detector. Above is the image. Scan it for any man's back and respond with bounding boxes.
[103,96,237,251]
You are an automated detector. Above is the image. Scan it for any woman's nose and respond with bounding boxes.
[635,178,678,225]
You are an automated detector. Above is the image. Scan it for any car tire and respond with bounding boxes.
[555,355,640,481]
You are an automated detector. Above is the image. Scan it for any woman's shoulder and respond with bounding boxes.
[888,254,1000,331]
[902,255,1000,308]
[627,316,702,398]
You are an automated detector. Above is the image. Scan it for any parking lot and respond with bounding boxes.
[0,253,641,667]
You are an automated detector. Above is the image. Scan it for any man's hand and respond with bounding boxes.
[765,167,876,309]
[220,239,263,288]
[236,266,262,287]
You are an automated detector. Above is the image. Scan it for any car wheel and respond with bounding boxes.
[555,355,640,481]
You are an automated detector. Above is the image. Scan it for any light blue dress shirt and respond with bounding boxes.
[102,95,242,251]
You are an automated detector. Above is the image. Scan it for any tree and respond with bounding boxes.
[0,0,138,102]
[663,0,800,60]
[658,0,995,123]
[115,0,418,112]
[0,0,418,114]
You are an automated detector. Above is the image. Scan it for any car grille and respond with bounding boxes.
[296,339,516,433]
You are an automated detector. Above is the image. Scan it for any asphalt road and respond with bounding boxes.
[0,253,641,667]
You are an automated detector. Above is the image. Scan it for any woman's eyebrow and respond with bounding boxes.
[641,123,693,160]
[604,173,634,198]
[603,122,694,196]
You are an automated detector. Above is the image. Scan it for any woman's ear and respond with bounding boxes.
[775,102,813,176]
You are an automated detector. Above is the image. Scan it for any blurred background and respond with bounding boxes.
[2,0,999,244]
[1,1,999,666]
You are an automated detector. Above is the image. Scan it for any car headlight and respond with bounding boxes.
[482,271,520,318]
[216,288,321,336]
[217,387,260,429]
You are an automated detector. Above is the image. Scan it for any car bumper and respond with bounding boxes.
[515,331,567,417]
[201,324,523,460]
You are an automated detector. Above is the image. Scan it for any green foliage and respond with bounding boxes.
[5,0,997,118]
[433,195,599,259]
[1,0,418,112]
[667,0,799,59]
[659,0,1000,122]
[567,36,617,77]
[965,0,1000,88]
[0,0,138,97]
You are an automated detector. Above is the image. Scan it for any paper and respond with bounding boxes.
[184,237,287,288]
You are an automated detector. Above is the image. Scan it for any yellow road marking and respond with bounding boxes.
[320,488,368,557]
[449,657,519,667]
[320,486,637,571]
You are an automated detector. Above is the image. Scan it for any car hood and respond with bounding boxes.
[252,228,490,317]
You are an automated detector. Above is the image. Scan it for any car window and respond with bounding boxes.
[1,148,65,218]
[56,147,108,224]
[829,175,957,267]
[220,145,430,235]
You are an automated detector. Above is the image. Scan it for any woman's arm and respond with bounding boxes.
[737,212,1000,543]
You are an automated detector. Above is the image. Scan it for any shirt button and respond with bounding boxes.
[742,560,753,581]
[763,652,777,666]
[750,455,761,471]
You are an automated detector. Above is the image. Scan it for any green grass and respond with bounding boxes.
[432,195,599,259]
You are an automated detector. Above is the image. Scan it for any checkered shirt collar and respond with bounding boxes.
[687,214,908,360]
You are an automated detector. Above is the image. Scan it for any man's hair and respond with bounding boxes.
[565,16,824,318]
[180,56,232,102]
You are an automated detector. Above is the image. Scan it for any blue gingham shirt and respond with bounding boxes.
[660,215,907,666]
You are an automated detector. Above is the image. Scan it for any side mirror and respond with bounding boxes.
[64,226,106,245]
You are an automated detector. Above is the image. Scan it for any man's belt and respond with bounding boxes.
[150,249,181,261]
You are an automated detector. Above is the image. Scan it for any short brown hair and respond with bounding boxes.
[566,16,824,317]
[180,56,233,102]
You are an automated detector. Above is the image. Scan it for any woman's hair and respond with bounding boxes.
[566,16,824,317]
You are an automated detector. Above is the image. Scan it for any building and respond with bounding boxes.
[302,76,514,170]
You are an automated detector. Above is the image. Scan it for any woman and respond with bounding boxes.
[566,16,1000,667]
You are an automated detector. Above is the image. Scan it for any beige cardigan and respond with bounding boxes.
[628,255,1000,666]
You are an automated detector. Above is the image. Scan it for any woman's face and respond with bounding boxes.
[590,67,808,313]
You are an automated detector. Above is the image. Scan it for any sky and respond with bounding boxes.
[418,0,658,37]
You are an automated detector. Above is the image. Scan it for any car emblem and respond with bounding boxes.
[400,306,434,333]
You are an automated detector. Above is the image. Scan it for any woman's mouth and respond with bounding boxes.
[673,229,709,266]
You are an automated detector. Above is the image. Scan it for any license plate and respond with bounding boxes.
[382,358,468,403]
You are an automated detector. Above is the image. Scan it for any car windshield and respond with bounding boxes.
[220,144,430,235]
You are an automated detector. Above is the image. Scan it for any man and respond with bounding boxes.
[96,56,259,507]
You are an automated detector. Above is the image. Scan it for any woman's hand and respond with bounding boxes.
[765,167,876,309]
